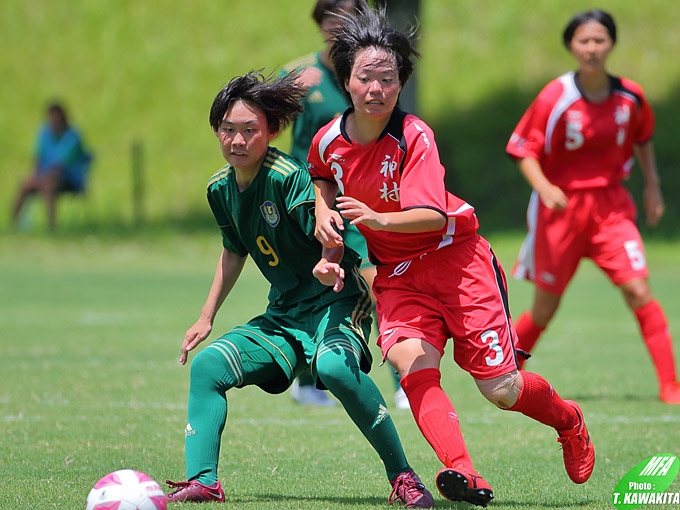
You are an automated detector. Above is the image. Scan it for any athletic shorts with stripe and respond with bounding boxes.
[374,233,520,380]
[202,285,373,394]
[514,185,648,294]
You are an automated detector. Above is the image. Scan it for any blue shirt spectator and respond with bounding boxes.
[35,121,89,192]
[12,103,92,230]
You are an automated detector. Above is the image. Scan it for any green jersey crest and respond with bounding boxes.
[260,200,280,227]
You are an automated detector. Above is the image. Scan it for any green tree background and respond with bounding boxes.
[2,0,678,236]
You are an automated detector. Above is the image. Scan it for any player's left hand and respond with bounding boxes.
[336,196,385,230]
[313,260,345,292]
[643,183,665,227]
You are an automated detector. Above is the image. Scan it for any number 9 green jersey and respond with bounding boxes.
[207,146,362,307]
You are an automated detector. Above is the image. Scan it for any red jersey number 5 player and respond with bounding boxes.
[506,9,680,405]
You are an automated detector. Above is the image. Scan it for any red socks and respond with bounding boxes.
[635,300,677,386]
[514,311,545,368]
[400,368,472,467]
[510,371,577,432]
[401,368,582,465]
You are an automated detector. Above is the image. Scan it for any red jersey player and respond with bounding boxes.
[308,5,595,507]
[506,9,680,405]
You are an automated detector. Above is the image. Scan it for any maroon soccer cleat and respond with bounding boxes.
[165,479,225,503]
[388,469,434,508]
[436,465,494,507]
[557,400,595,484]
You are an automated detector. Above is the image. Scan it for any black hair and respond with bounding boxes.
[312,0,362,26]
[563,9,617,48]
[47,102,68,125]
[327,4,420,103]
[209,70,305,134]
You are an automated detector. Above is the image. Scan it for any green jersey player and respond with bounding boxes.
[164,71,434,509]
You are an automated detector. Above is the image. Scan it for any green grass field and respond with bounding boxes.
[2,232,678,509]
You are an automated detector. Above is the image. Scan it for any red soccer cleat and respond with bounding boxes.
[436,465,493,507]
[165,479,225,503]
[388,469,434,508]
[557,400,595,484]
[660,381,680,404]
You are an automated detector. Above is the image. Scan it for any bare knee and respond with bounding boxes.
[386,338,441,379]
[475,371,522,409]
[620,279,653,310]
[19,176,40,194]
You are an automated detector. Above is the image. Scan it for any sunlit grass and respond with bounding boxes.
[1,233,678,508]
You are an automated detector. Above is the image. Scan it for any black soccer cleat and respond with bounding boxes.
[436,466,494,507]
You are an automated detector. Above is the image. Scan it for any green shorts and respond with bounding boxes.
[214,282,373,394]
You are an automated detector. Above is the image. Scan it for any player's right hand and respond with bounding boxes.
[314,208,345,248]
[538,184,568,210]
[179,318,212,365]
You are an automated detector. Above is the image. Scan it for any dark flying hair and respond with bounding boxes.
[327,4,420,103]
[563,9,617,48]
[209,70,305,134]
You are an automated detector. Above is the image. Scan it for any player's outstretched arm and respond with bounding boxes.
[313,180,344,248]
[337,196,445,233]
[179,248,247,365]
[313,246,345,293]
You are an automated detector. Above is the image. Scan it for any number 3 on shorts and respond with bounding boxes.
[481,330,504,367]
[624,240,646,271]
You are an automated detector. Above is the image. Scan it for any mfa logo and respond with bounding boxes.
[260,200,280,227]
[612,454,679,508]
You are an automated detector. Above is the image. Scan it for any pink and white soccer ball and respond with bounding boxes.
[85,469,166,510]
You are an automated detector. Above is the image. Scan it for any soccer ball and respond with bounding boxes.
[85,469,166,510]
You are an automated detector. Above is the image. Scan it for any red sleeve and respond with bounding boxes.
[399,118,447,214]
[506,81,560,161]
[307,126,334,181]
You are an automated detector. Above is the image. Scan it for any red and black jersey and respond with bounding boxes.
[506,72,654,190]
[308,108,478,265]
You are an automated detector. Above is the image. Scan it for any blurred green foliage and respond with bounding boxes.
[2,1,679,235]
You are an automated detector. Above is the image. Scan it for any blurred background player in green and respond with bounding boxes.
[164,71,433,508]
[281,0,408,409]
[11,102,92,231]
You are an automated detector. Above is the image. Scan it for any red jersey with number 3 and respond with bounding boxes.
[308,108,478,265]
[506,72,654,190]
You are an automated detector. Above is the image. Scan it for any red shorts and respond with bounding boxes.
[374,234,519,380]
[513,186,648,294]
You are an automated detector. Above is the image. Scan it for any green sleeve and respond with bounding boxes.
[207,189,248,257]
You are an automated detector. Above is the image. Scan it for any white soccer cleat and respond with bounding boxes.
[394,387,411,410]
[291,379,337,407]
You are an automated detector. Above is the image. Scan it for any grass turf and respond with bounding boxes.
[1,232,679,508]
